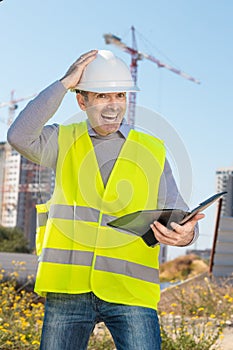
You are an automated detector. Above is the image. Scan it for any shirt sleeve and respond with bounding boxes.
[7,80,67,170]
[158,158,199,245]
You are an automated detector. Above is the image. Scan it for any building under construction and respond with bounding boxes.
[0,141,54,249]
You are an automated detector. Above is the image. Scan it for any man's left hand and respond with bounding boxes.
[150,213,205,246]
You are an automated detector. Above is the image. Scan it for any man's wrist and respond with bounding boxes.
[59,77,69,90]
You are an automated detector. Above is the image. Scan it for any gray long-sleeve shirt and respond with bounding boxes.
[7,80,197,242]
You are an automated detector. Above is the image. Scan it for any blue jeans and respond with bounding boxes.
[40,292,161,350]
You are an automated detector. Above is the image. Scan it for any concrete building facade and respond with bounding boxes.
[212,216,233,277]
[0,142,21,227]
[216,167,233,216]
[210,167,233,277]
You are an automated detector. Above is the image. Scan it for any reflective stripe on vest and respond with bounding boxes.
[37,212,48,227]
[47,204,134,235]
[49,204,100,222]
[40,247,94,266]
[39,247,159,284]
[95,255,159,284]
[49,204,117,223]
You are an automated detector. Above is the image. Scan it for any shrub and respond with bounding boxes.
[159,276,233,349]
[0,264,43,349]
[0,226,30,253]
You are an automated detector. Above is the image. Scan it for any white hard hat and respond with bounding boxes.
[74,50,140,93]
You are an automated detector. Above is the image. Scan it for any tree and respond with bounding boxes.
[0,225,31,253]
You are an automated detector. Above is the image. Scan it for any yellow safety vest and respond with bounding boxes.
[35,121,166,310]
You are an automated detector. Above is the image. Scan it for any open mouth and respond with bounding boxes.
[101,114,118,122]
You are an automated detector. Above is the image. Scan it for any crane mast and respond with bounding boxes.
[103,26,200,126]
[128,26,140,127]
[0,90,36,126]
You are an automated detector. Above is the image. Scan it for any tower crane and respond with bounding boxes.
[0,90,36,126]
[104,26,200,126]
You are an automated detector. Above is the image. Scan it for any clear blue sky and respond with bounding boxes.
[0,1,232,259]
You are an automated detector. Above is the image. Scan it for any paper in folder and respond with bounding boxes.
[107,191,227,247]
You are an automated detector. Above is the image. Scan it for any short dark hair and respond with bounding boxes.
[75,90,89,101]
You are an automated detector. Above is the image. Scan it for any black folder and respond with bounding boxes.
[107,191,227,247]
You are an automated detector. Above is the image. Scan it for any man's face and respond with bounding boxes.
[77,92,127,136]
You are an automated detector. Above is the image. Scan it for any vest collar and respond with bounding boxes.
[86,118,133,139]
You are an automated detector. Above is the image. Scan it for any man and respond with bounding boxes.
[7,49,204,350]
